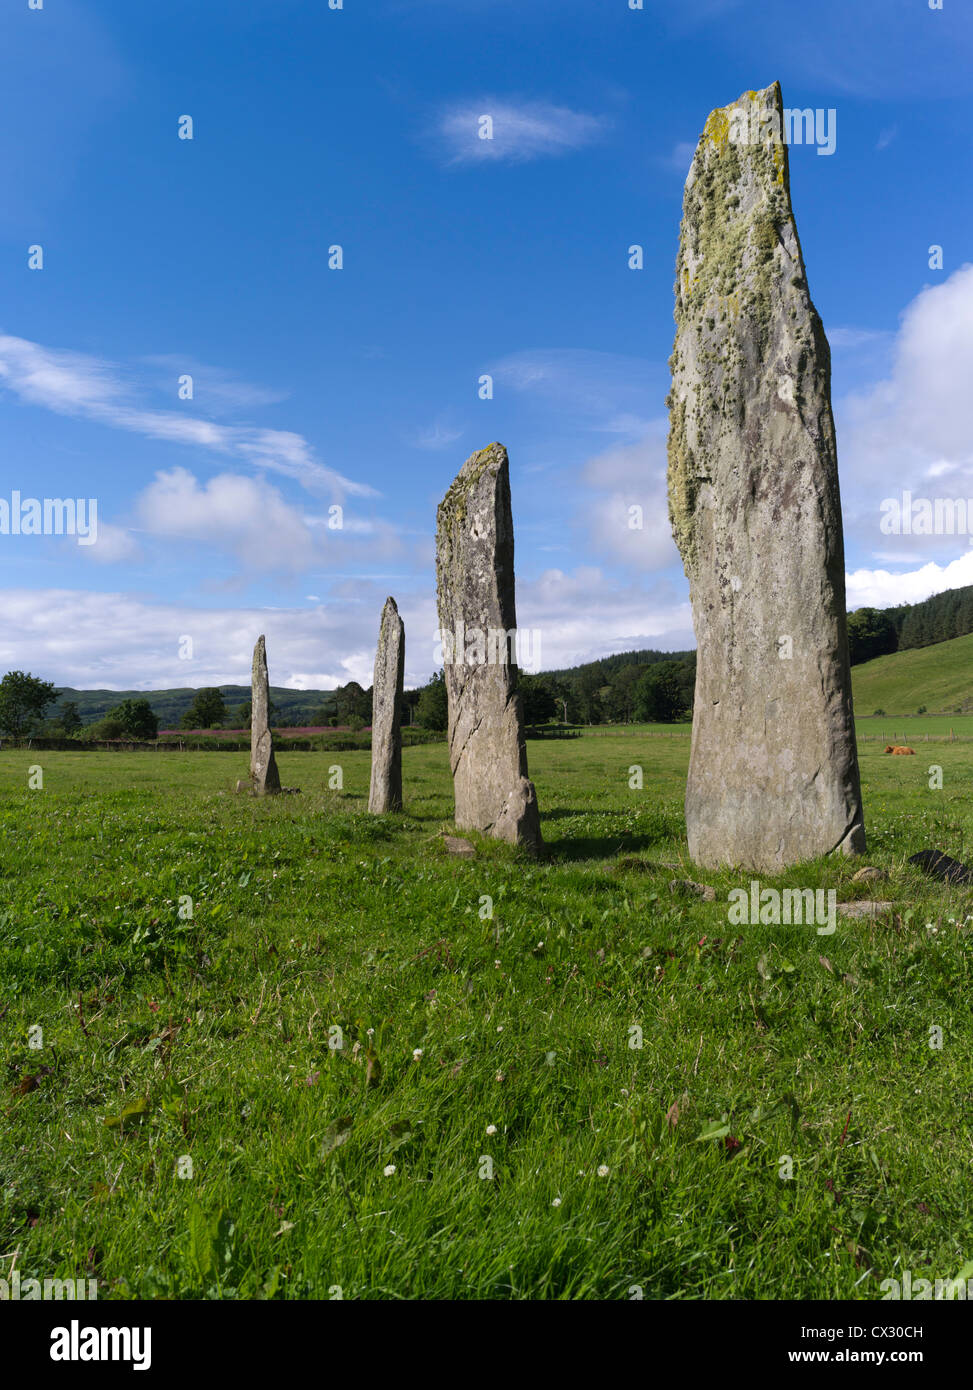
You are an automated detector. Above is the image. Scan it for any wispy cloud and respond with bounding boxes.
[489,348,660,429]
[876,124,898,151]
[664,140,696,175]
[0,334,377,499]
[828,326,895,351]
[140,355,290,414]
[412,415,464,449]
[433,99,608,166]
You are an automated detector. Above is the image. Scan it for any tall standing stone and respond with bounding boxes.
[368,596,405,813]
[250,634,281,796]
[667,82,865,871]
[436,443,542,851]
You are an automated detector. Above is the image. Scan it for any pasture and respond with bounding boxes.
[0,737,970,1299]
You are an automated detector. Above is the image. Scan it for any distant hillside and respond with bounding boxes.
[55,686,335,729]
[851,630,973,717]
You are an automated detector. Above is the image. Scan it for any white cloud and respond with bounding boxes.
[0,566,695,693]
[434,100,607,166]
[135,468,316,572]
[80,521,141,565]
[0,333,377,499]
[838,265,973,556]
[846,550,973,611]
[579,431,680,573]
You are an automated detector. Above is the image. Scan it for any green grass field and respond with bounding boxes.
[851,631,973,718]
[1,738,971,1300]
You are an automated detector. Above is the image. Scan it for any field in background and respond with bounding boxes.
[850,631,973,718]
[0,736,970,1299]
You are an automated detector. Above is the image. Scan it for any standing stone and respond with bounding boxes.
[250,635,281,796]
[667,82,865,871]
[368,596,405,813]
[435,443,541,851]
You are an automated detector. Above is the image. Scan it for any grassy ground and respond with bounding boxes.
[1,738,970,1300]
[851,631,973,718]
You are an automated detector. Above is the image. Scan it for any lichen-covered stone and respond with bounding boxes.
[667,82,865,870]
[250,635,281,796]
[368,596,404,814]
[435,443,541,851]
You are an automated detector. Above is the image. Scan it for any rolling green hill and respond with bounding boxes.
[54,685,334,729]
[45,623,973,729]
[851,629,973,717]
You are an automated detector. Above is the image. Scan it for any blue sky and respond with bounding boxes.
[1,0,972,691]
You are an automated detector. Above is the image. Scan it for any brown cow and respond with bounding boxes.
[884,744,916,755]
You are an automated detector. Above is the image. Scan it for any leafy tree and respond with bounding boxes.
[57,699,83,734]
[603,664,642,723]
[416,671,448,731]
[635,661,690,724]
[335,681,370,723]
[846,607,898,665]
[518,673,558,725]
[0,671,58,740]
[84,715,127,741]
[575,668,605,726]
[180,688,227,730]
[108,698,159,740]
[232,702,252,730]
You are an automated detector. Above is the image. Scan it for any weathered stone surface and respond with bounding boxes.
[442,834,476,858]
[250,635,281,796]
[667,82,865,871]
[368,597,405,814]
[435,443,541,851]
[837,900,896,919]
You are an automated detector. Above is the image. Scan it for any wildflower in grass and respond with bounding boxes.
[367,1027,375,1037]
[496,1071,505,1082]
[413,1047,423,1061]
[383,1164,396,1176]
[597,1165,610,1178]
[486,1124,497,1135]
[552,1197,562,1207]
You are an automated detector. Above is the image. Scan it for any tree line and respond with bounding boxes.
[4,582,973,741]
[847,583,973,666]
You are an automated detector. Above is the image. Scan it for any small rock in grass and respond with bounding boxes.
[668,879,716,902]
[443,835,476,859]
[837,900,896,919]
[852,866,888,883]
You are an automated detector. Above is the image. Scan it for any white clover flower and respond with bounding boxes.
[383,1164,396,1176]
[412,1048,423,1061]
[552,1197,562,1207]
[486,1124,497,1136]
[367,1027,375,1036]
[597,1165,610,1178]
